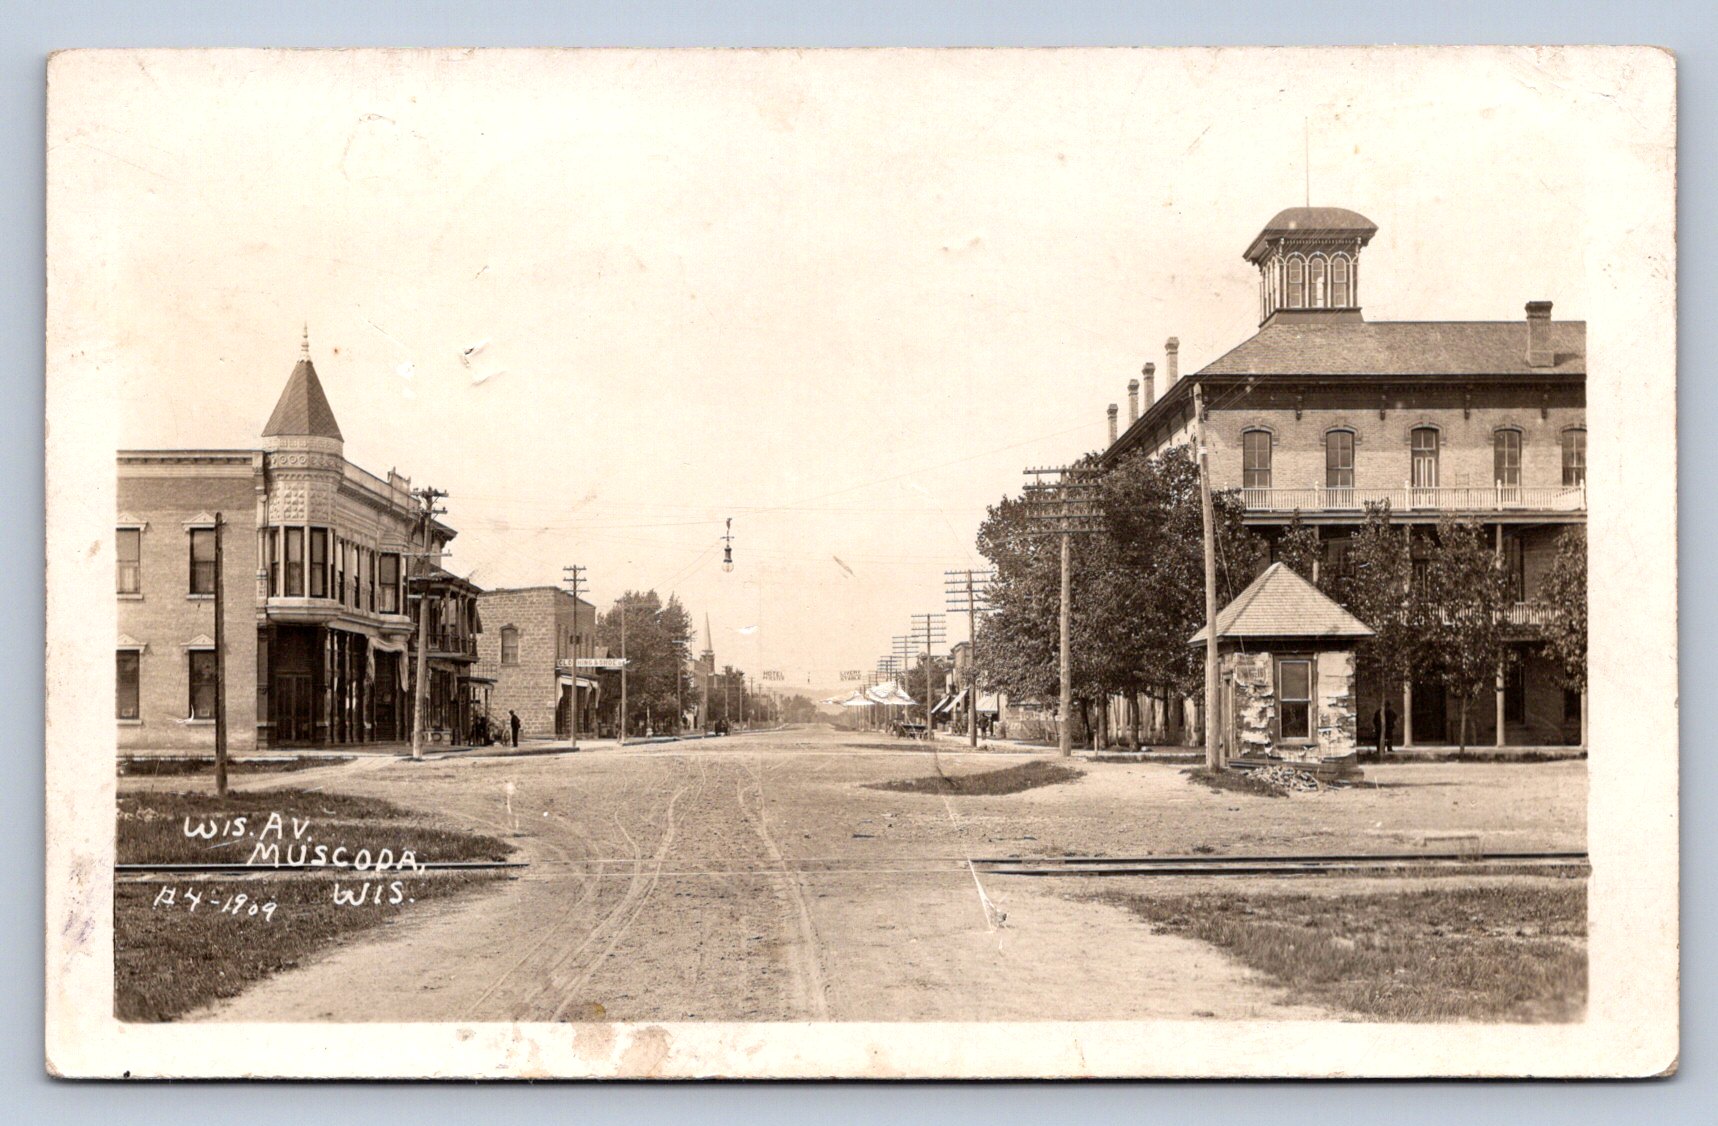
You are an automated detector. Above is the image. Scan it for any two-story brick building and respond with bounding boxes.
[1103,206,1586,749]
[474,586,600,740]
[117,332,483,753]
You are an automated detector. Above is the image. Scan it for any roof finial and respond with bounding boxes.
[300,322,310,361]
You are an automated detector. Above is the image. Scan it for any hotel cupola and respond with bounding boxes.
[1244,206,1378,326]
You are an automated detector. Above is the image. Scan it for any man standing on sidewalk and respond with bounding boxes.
[509,710,521,748]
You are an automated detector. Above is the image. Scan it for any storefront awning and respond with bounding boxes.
[557,674,598,690]
[370,636,408,654]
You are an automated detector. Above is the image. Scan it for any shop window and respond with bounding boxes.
[117,650,140,720]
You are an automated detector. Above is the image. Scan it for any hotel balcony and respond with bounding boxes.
[1238,483,1586,521]
[426,628,478,661]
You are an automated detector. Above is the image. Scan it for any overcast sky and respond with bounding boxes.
[57,47,1611,691]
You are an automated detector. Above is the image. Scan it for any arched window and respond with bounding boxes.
[1308,256,1328,308]
[1325,429,1355,493]
[1330,254,1352,307]
[1494,428,1523,489]
[500,626,519,666]
[1286,256,1306,308]
[1410,427,1440,502]
[1242,430,1272,491]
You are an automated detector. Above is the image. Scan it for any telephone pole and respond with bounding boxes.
[618,596,628,746]
[407,486,448,762]
[562,564,586,751]
[910,612,946,740]
[212,512,228,797]
[1024,465,1102,758]
[945,568,995,747]
[1192,381,1222,770]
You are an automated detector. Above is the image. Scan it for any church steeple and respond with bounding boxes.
[262,326,344,444]
[1245,206,1378,326]
[701,613,715,665]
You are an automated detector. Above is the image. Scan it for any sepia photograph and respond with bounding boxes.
[43,45,1677,1078]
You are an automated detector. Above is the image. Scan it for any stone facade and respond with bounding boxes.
[475,587,596,739]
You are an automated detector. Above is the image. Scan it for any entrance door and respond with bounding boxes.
[275,672,313,744]
[1412,680,1448,743]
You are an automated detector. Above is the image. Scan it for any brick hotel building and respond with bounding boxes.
[1102,207,1586,748]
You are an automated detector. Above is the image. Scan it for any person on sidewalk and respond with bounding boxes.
[1372,701,1398,758]
[508,710,521,748]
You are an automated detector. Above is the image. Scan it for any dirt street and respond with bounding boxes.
[188,726,1585,1023]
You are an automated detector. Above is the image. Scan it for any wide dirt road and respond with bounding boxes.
[198,726,1584,1023]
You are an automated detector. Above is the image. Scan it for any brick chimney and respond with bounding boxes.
[1107,403,1119,445]
[1127,378,1140,423]
[1141,362,1156,408]
[1526,301,1554,367]
[1165,337,1180,383]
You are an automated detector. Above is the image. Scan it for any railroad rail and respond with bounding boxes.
[969,850,1589,878]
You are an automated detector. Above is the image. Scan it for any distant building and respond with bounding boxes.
[1102,206,1586,748]
[117,331,482,753]
[474,586,598,739]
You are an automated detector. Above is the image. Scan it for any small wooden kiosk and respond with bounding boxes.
[1190,563,1375,771]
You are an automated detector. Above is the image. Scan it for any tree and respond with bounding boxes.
[1342,502,1426,711]
[1422,517,1510,752]
[595,590,694,736]
[1099,444,1264,745]
[1539,526,1587,740]
[1273,512,1323,584]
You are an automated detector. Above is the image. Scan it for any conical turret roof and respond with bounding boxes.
[262,329,343,441]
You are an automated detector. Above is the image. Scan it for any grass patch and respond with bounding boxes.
[1183,766,1285,799]
[1099,883,1586,1022]
[115,788,516,1020]
[116,872,499,1021]
[118,788,513,865]
[121,756,350,777]
[867,760,1085,796]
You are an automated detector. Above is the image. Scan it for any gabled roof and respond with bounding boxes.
[1197,318,1585,378]
[262,356,344,441]
[1189,563,1374,644]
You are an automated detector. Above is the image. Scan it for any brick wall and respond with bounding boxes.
[1206,403,1585,495]
[117,470,261,754]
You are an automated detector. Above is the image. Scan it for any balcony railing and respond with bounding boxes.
[1503,602,1556,627]
[1239,483,1586,514]
[426,629,478,658]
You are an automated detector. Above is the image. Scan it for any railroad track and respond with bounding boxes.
[969,850,1589,878]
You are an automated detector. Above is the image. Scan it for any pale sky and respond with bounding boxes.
[57,47,1609,693]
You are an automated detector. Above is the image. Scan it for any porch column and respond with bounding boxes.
[1495,659,1507,748]
[1402,682,1414,748]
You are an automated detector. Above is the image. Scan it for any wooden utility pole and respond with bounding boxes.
[618,597,628,746]
[212,512,228,797]
[945,568,994,748]
[408,486,447,762]
[1024,466,1101,759]
[910,612,946,740]
[563,564,586,750]
[1192,382,1222,770]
